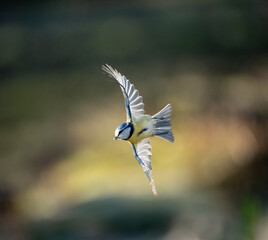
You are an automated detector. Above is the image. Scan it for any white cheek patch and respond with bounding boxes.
[115,128,120,137]
[119,127,131,140]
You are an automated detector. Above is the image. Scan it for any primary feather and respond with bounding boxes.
[136,139,157,195]
[102,64,144,119]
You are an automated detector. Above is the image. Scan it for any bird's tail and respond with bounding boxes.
[152,104,174,143]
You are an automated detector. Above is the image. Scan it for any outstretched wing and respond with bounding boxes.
[102,64,145,122]
[131,139,157,196]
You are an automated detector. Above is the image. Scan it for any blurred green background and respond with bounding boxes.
[0,0,268,239]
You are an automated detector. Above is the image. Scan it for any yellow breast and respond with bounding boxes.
[127,115,153,144]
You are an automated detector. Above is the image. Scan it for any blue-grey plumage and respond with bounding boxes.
[114,122,134,140]
[102,64,174,196]
[152,104,174,143]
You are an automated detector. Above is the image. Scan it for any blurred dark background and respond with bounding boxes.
[0,0,267,239]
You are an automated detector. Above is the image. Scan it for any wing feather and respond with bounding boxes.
[131,139,157,196]
[131,96,142,105]
[102,64,145,120]
[129,90,139,101]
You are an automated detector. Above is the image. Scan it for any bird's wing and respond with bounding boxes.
[102,64,145,122]
[131,139,157,196]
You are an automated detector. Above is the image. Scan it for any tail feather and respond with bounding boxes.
[152,104,174,143]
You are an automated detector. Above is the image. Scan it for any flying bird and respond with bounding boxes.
[102,64,174,196]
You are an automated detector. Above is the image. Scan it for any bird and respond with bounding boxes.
[102,64,174,196]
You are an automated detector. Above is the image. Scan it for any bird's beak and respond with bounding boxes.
[113,136,118,140]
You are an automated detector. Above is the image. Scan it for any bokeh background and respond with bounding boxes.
[1,0,268,239]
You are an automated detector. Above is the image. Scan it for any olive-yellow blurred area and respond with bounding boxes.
[1,1,267,239]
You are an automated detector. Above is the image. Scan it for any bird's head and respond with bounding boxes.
[114,122,134,140]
